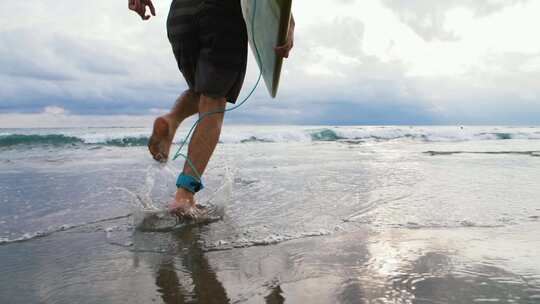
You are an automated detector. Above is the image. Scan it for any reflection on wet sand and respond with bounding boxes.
[265,285,285,304]
[391,257,540,303]
[1,222,539,303]
[141,226,539,304]
[363,228,540,303]
[134,227,230,304]
[143,227,308,304]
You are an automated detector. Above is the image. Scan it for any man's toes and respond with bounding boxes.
[153,152,167,162]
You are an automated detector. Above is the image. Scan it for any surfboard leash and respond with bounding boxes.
[171,0,263,182]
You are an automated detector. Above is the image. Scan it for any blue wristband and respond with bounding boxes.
[176,174,204,193]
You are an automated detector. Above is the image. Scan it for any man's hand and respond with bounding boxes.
[275,16,295,58]
[129,0,156,20]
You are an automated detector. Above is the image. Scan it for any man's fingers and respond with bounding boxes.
[139,6,148,20]
[275,43,292,58]
[137,8,146,19]
[129,0,146,19]
[129,0,156,21]
[275,47,287,58]
[147,0,156,16]
[275,46,284,57]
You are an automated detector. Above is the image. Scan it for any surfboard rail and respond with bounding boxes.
[241,0,293,98]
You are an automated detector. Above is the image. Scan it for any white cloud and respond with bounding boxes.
[1,0,539,124]
[0,113,154,128]
[43,106,69,116]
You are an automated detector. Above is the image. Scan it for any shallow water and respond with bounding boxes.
[1,125,540,303]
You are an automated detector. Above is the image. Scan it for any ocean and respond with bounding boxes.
[1,125,540,303]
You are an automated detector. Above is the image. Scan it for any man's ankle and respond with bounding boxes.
[175,187,194,202]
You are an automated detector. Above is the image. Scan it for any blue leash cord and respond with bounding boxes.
[172,0,263,183]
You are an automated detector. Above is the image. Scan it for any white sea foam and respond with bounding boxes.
[205,229,334,252]
[1,126,540,148]
[0,215,132,245]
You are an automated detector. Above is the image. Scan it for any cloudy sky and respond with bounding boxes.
[1,0,540,126]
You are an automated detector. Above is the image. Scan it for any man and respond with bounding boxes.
[128,0,295,217]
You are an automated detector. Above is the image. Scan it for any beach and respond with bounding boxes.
[1,125,540,303]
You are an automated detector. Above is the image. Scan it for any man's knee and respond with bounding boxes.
[181,90,200,103]
[199,94,227,112]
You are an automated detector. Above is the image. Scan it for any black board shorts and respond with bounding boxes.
[167,0,248,103]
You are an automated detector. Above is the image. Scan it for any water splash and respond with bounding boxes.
[132,164,233,232]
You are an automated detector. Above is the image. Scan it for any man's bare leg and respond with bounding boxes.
[148,90,200,162]
[169,95,227,215]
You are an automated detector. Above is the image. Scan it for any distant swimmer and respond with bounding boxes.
[128,0,295,218]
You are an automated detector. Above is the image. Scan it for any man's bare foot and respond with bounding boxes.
[148,115,177,162]
[168,188,207,219]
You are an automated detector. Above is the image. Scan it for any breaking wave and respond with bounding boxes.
[104,137,150,147]
[2,126,540,148]
[0,134,84,147]
[424,151,540,157]
[0,134,150,148]
[310,129,345,141]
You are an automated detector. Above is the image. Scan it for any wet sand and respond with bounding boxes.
[1,219,539,303]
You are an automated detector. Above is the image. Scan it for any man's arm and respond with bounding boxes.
[275,15,295,58]
[129,0,156,20]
